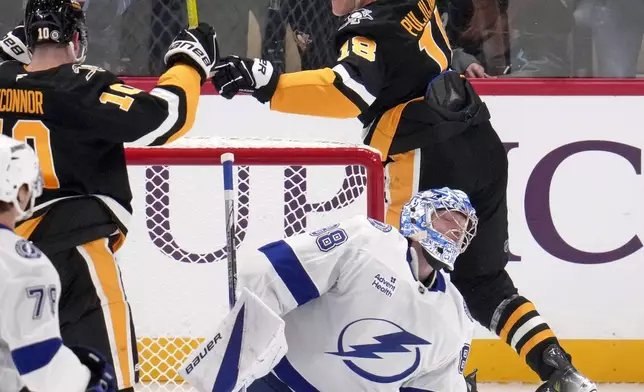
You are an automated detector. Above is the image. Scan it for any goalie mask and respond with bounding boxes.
[25,0,89,63]
[0,135,44,221]
[400,188,478,271]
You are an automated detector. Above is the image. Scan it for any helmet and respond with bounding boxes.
[0,135,43,221]
[400,188,478,271]
[25,0,88,63]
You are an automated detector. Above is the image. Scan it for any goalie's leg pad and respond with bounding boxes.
[180,288,287,392]
[247,373,291,392]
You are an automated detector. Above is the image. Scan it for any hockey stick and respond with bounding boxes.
[221,153,248,392]
[221,153,238,309]
[186,0,199,29]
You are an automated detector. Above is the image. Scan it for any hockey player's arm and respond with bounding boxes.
[0,258,91,392]
[270,35,385,118]
[241,217,366,316]
[89,64,202,146]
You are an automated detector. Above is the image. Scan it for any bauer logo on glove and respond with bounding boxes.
[164,23,219,84]
[168,39,212,67]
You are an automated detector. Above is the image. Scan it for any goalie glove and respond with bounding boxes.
[165,23,219,84]
[213,56,280,103]
[70,346,116,392]
[0,24,31,64]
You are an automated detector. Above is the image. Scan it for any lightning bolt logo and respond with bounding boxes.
[327,318,431,383]
[327,330,429,359]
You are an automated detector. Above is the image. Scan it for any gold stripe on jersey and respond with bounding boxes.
[519,329,556,360]
[15,215,45,239]
[385,149,421,229]
[434,7,452,51]
[0,89,44,115]
[270,69,361,118]
[369,97,424,160]
[80,239,135,389]
[499,302,535,342]
[157,64,201,144]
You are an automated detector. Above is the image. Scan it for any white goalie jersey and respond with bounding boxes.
[0,226,91,392]
[241,215,474,391]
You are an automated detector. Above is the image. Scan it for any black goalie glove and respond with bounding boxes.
[70,346,116,392]
[0,24,31,64]
[213,56,280,103]
[165,23,219,84]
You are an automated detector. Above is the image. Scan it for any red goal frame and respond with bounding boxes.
[125,145,386,221]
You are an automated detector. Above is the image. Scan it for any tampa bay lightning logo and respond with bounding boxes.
[327,318,430,383]
[15,239,42,259]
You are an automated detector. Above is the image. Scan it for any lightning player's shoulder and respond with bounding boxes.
[339,215,401,241]
[0,229,53,281]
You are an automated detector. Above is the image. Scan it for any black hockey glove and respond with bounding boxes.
[213,56,280,103]
[70,346,116,392]
[165,23,219,84]
[0,24,31,64]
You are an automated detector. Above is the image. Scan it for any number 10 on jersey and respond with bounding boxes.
[0,118,60,189]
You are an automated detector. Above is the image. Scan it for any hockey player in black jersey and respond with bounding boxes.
[0,1,218,390]
[213,0,596,391]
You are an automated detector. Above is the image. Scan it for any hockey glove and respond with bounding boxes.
[0,24,31,64]
[213,56,280,103]
[165,23,219,84]
[70,346,116,392]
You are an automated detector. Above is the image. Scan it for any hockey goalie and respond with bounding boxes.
[180,187,478,392]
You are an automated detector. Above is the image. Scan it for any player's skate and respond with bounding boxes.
[536,345,597,392]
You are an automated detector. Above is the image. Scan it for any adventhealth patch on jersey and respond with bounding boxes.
[372,273,397,297]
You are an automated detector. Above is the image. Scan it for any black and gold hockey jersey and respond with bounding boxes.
[0,60,201,251]
[268,0,452,126]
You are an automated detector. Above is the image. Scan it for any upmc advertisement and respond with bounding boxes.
[119,81,643,383]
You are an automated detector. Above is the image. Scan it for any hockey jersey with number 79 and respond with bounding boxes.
[240,215,474,391]
[0,226,91,392]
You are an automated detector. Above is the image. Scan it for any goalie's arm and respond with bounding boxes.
[242,216,372,316]
[269,35,385,119]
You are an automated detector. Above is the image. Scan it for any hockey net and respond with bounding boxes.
[122,137,383,391]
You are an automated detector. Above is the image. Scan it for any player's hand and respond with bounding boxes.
[0,24,31,65]
[70,346,116,392]
[464,63,490,79]
[213,56,280,103]
[164,23,219,84]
